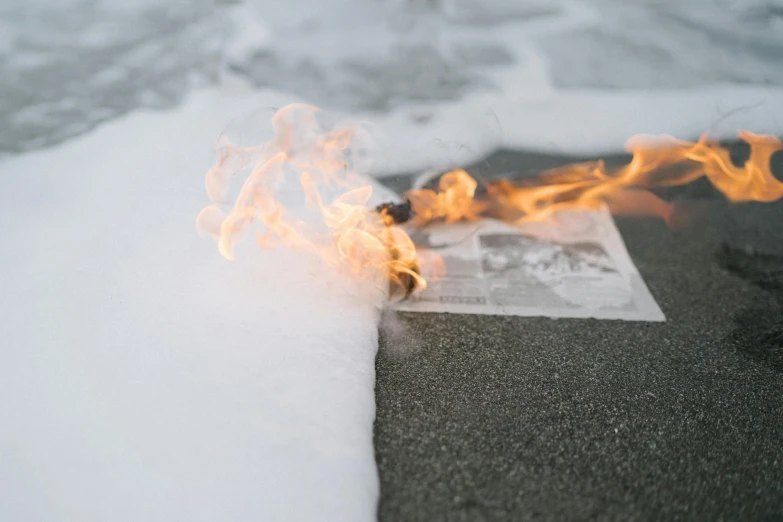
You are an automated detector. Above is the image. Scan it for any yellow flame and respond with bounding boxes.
[200,104,782,300]
[409,132,783,227]
[197,104,424,297]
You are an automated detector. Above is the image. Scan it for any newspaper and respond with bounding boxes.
[393,208,665,321]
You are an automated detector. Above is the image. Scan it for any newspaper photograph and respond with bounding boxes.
[394,208,665,321]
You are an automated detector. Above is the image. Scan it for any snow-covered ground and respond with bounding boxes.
[1,1,782,521]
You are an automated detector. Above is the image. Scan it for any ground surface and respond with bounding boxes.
[374,149,783,521]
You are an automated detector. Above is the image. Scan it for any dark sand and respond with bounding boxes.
[374,147,783,521]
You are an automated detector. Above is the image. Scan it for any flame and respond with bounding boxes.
[197,104,424,298]
[409,132,783,227]
[199,106,782,301]
[407,169,487,225]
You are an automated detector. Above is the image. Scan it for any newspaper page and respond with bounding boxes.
[394,208,665,321]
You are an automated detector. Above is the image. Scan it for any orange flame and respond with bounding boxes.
[407,169,487,225]
[409,132,783,227]
[197,104,424,298]
[199,106,782,301]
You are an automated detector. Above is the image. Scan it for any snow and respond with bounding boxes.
[0,85,382,522]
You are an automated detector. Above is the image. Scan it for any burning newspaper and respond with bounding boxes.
[394,208,665,321]
[197,104,782,321]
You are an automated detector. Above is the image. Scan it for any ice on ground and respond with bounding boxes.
[0,87,382,522]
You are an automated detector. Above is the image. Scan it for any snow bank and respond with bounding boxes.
[0,84,381,522]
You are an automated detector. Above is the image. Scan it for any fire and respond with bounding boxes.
[409,132,783,227]
[197,104,424,299]
[198,104,782,301]
[406,169,487,225]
